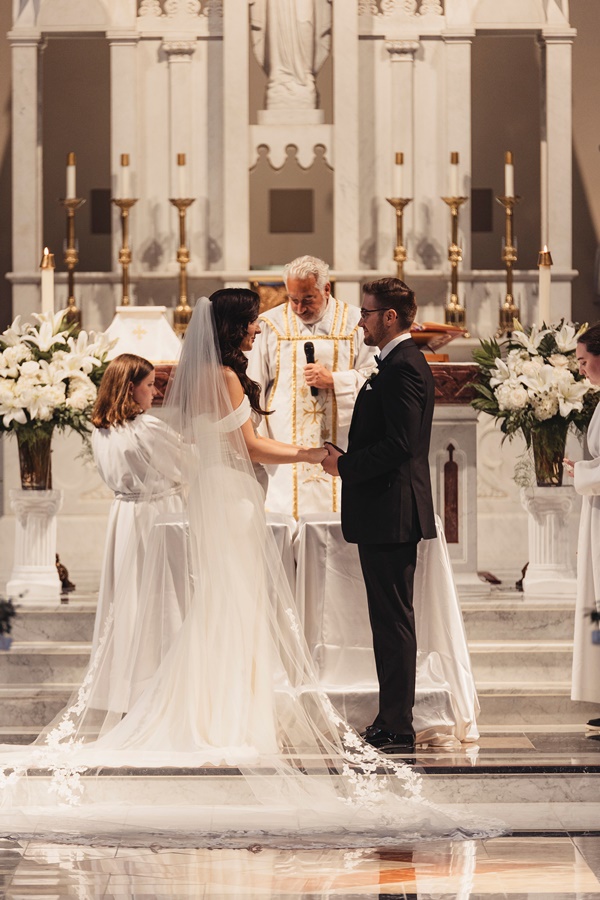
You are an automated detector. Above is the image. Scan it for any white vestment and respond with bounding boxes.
[248,297,376,518]
[572,401,600,704]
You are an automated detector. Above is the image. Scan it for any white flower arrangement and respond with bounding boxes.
[472,320,599,446]
[0,311,114,441]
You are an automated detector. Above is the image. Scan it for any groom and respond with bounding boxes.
[321,277,436,753]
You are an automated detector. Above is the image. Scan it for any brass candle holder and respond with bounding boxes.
[169,198,195,336]
[496,195,521,336]
[442,196,469,330]
[386,197,412,280]
[59,197,86,327]
[112,198,138,306]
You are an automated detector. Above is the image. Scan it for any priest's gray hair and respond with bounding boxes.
[283,256,330,293]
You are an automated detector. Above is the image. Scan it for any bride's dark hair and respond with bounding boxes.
[209,288,270,416]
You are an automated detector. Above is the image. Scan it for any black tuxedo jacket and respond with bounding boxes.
[338,337,436,545]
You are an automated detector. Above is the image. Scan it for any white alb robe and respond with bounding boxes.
[572,401,600,704]
[248,297,376,518]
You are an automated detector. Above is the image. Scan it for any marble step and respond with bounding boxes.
[476,682,599,726]
[10,607,96,642]
[0,685,72,728]
[0,642,89,684]
[0,769,596,835]
[461,603,575,641]
[469,640,574,682]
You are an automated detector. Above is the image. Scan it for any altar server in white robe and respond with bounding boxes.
[90,354,185,715]
[248,255,376,518]
[564,323,600,723]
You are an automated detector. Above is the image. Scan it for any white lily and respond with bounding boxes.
[557,379,590,416]
[31,311,70,336]
[553,323,580,354]
[519,363,560,393]
[1,316,25,347]
[25,321,67,353]
[490,359,512,387]
[510,324,550,356]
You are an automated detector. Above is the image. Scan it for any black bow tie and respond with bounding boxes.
[375,354,386,369]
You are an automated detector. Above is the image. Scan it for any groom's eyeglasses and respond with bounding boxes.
[359,307,391,319]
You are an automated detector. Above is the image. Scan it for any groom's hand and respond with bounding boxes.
[321,442,342,476]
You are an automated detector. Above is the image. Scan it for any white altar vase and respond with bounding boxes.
[248,297,375,519]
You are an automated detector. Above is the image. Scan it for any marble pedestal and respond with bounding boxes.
[520,486,577,597]
[6,489,63,604]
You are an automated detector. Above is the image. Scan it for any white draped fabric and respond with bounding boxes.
[248,297,376,518]
[292,514,479,747]
[572,401,600,704]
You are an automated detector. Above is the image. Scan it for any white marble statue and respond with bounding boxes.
[249,0,332,110]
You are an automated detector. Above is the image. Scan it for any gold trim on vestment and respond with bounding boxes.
[260,299,361,519]
[291,338,298,520]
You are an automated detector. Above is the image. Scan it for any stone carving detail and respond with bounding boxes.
[138,0,162,15]
[162,40,197,57]
[420,0,443,13]
[138,0,218,15]
[431,363,477,405]
[385,40,420,57]
[359,0,443,15]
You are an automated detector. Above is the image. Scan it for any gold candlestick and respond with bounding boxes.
[112,198,138,305]
[496,195,521,336]
[59,197,86,328]
[442,196,469,330]
[386,197,412,281]
[169,197,195,336]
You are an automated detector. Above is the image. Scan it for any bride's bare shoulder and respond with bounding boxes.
[222,366,244,402]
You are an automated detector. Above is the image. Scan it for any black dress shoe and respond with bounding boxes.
[364,728,415,753]
[360,724,380,739]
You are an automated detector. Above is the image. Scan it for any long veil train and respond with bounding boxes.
[0,299,502,846]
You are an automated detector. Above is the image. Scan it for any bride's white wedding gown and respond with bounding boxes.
[0,300,502,846]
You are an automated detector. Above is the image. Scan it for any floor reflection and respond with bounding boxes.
[1,836,599,898]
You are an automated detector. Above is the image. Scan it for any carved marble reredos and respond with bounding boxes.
[249,132,333,170]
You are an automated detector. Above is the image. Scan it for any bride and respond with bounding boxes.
[0,292,501,846]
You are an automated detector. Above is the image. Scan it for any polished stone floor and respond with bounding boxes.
[1,836,600,898]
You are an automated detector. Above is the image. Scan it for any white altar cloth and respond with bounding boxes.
[293,513,480,746]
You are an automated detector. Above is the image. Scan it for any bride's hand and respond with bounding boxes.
[303,446,328,464]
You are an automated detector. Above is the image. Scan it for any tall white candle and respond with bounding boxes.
[449,151,459,197]
[66,151,76,199]
[177,153,187,198]
[504,150,514,198]
[538,245,553,326]
[40,247,55,316]
[393,152,404,198]
[119,153,131,199]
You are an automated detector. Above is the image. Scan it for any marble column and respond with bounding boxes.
[332,0,359,290]
[9,29,43,318]
[520,486,577,597]
[383,40,420,271]
[108,32,139,283]
[7,490,63,604]
[540,29,576,322]
[222,0,249,273]
[442,31,473,272]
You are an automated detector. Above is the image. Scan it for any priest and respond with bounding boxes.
[248,255,376,518]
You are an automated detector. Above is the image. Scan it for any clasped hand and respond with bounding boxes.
[563,457,575,478]
[300,444,341,474]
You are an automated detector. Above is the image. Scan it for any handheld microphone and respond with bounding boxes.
[303,342,318,397]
